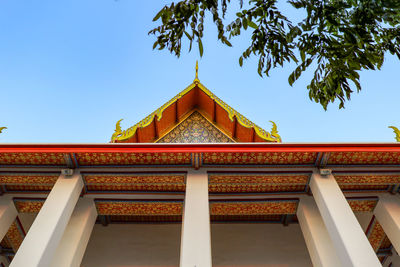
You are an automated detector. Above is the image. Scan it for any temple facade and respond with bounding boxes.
[0,67,400,266]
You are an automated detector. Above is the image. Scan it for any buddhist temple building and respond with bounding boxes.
[1,64,400,267]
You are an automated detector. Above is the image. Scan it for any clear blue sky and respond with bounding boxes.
[0,1,399,143]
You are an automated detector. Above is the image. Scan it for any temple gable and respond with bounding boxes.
[157,111,234,143]
[111,62,281,143]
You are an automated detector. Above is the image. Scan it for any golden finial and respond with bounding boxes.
[0,127,6,134]
[194,60,200,83]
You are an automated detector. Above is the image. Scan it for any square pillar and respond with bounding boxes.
[49,198,97,267]
[310,171,381,266]
[180,170,212,267]
[374,195,400,253]
[0,198,18,240]
[297,197,341,267]
[10,171,83,267]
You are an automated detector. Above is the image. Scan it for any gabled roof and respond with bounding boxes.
[111,63,281,143]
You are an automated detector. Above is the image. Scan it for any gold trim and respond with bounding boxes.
[111,81,281,143]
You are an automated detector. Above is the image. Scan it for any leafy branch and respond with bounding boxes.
[149,0,400,109]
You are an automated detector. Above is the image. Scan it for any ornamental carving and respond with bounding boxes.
[157,111,233,143]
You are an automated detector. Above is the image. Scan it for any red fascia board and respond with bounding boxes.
[0,143,400,153]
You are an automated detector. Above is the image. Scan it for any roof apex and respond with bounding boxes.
[111,73,281,143]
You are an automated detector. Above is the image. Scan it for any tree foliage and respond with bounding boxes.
[149,0,400,109]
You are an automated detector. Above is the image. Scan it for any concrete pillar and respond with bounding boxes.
[310,171,381,267]
[10,171,83,267]
[49,198,97,267]
[297,197,341,267]
[180,170,212,267]
[374,195,400,253]
[0,198,18,240]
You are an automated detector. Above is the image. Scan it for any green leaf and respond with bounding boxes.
[248,21,258,29]
[223,38,232,47]
[239,56,243,66]
[288,72,295,86]
[243,18,248,30]
[184,31,192,41]
[198,38,203,57]
[153,8,164,22]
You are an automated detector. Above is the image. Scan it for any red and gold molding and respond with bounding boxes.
[0,219,25,253]
[368,219,386,252]
[106,215,182,223]
[210,200,298,215]
[336,175,400,184]
[1,143,400,166]
[328,152,400,165]
[203,152,318,165]
[0,174,58,192]
[13,197,378,215]
[209,174,309,193]
[95,200,183,216]
[347,198,378,212]
[1,173,398,194]
[366,216,393,256]
[14,199,44,213]
[211,214,284,222]
[84,174,185,192]
[75,152,191,166]
[0,152,66,166]
[335,174,400,192]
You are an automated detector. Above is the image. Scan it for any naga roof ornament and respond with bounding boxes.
[389,126,400,142]
[111,62,281,143]
[0,127,7,134]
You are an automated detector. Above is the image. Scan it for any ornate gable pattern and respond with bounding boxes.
[157,111,233,143]
[111,63,281,143]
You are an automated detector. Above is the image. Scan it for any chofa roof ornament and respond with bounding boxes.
[389,126,400,142]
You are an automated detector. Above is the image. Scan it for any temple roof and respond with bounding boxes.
[111,62,281,143]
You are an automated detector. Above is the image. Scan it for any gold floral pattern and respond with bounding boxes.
[84,174,186,192]
[95,201,183,215]
[75,152,191,166]
[14,199,44,213]
[203,152,317,165]
[347,198,377,212]
[328,152,400,165]
[367,217,386,252]
[209,174,309,193]
[0,153,65,165]
[210,200,298,215]
[157,111,233,143]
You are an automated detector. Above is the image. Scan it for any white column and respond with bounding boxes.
[297,197,341,267]
[310,171,381,267]
[374,195,400,253]
[0,198,18,240]
[49,198,97,267]
[10,171,83,267]
[180,170,212,267]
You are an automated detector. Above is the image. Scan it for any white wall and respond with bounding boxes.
[81,224,181,267]
[81,223,312,267]
[212,223,312,267]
